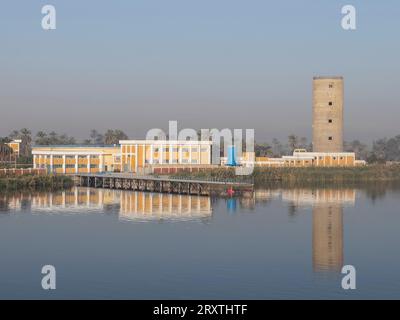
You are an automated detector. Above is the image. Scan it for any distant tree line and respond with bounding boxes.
[3,129,400,164]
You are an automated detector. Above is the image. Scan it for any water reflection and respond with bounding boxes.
[0,187,358,272]
[0,187,212,222]
[279,189,355,273]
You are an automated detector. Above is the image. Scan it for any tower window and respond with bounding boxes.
[329,83,334,88]
[328,102,333,106]
[328,137,333,141]
[328,119,333,123]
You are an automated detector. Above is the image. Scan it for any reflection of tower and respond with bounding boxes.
[312,204,343,272]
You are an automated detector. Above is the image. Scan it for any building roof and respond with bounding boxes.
[119,140,213,145]
[32,144,118,148]
[313,76,343,80]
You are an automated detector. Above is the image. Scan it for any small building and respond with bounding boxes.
[119,140,212,173]
[32,145,121,174]
[6,139,22,157]
[234,149,362,168]
[282,149,356,167]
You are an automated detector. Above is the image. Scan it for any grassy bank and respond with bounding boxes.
[0,175,74,191]
[171,165,400,187]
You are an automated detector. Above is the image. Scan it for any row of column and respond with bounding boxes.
[147,145,208,165]
[33,154,104,173]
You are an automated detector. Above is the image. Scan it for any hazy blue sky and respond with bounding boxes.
[0,1,399,142]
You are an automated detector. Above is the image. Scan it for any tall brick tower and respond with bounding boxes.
[312,77,344,152]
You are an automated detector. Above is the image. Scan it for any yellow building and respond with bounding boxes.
[32,145,121,174]
[31,140,212,174]
[6,139,22,157]
[120,140,212,173]
[230,149,361,168]
[281,149,357,167]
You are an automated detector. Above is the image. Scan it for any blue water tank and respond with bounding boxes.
[226,145,237,166]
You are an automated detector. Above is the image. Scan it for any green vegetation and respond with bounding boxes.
[0,175,74,191]
[171,165,400,187]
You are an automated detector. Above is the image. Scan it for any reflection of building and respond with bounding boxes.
[313,205,343,272]
[119,192,211,221]
[4,187,212,221]
[281,188,355,273]
[31,188,120,211]
[282,189,355,207]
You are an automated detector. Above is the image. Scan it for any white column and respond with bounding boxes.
[150,145,154,165]
[135,144,138,172]
[87,155,91,173]
[189,146,192,164]
[50,155,54,173]
[198,144,201,164]
[75,155,79,173]
[169,144,173,164]
[99,155,104,172]
[160,144,163,164]
[62,155,66,174]
[33,155,37,169]
[142,145,145,168]
[179,145,183,164]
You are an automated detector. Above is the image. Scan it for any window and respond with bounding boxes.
[78,164,86,168]
[90,164,97,168]
[328,102,333,106]
[328,137,333,140]
[329,83,334,88]
[328,119,333,123]
[333,157,337,160]
[66,164,75,168]
[201,147,208,152]
[191,159,198,164]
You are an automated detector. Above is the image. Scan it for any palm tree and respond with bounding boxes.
[35,131,48,145]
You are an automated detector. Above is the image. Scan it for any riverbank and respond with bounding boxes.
[170,165,400,187]
[0,175,74,191]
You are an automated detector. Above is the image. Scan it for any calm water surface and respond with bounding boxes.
[0,186,399,299]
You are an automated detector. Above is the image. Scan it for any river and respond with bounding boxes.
[0,186,399,299]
